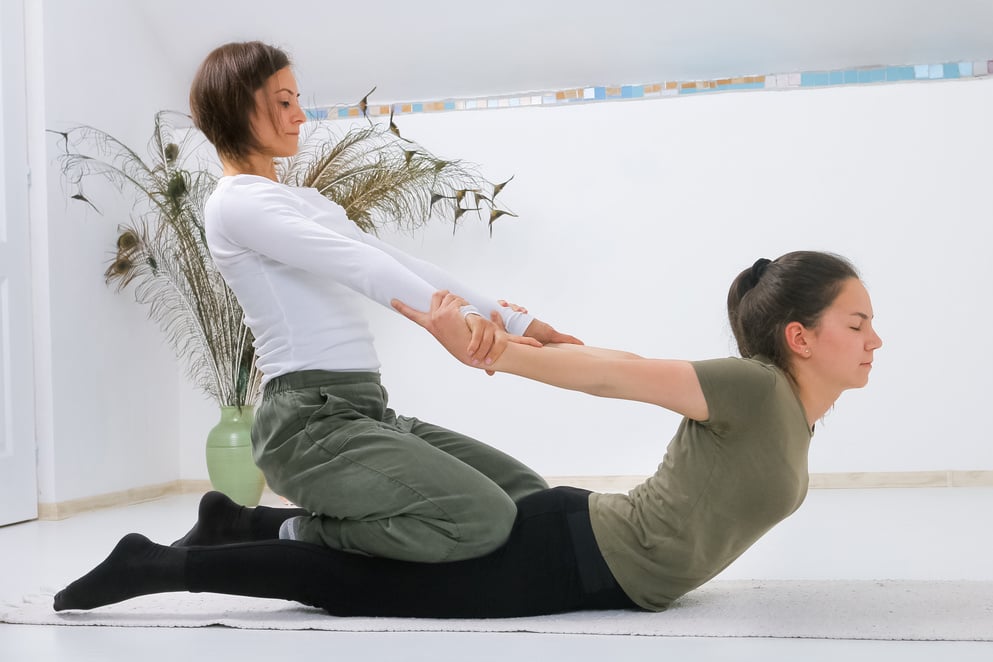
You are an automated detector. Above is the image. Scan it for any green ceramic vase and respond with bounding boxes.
[205,405,265,506]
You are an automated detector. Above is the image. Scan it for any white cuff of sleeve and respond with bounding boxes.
[502,311,534,336]
[459,304,482,318]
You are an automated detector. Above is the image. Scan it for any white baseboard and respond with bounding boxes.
[547,470,993,493]
[34,470,993,520]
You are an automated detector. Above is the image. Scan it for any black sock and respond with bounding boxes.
[172,491,308,546]
[53,533,187,611]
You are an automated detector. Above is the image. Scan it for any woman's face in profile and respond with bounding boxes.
[249,66,305,159]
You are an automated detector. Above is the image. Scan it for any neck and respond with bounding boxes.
[221,154,277,181]
[790,366,841,430]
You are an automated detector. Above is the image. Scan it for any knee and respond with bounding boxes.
[515,472,551,498]
[443,492,518,561]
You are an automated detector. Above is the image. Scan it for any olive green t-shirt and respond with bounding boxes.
[588,356,812,611]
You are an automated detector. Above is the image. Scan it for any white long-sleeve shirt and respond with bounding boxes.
[205,174,533,382]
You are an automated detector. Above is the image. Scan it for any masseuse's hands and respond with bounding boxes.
[393,291,539,369]
[464,310,503,367]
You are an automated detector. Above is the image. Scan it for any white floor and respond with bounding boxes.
[2,487,992,661]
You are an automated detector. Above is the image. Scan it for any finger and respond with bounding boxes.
[490,310,508,332]
[474,326,497,365]
[479,330,503,366]
[391,298,425,324]
[497,299,528,314]
[433,290,455,310]
[507,302,528,314]
[508,334,543,348]
[443,294,472,318]
[465,315,485,358]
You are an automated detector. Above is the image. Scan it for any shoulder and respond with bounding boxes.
[207,177,308,229]
[205,178,289,252]
[692,356,780,390]
[209,175,300,209]
[691,357,786,424]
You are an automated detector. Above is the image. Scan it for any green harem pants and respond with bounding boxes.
[252,370,548,562]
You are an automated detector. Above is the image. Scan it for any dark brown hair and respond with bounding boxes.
[727,251,859,375]
[189,41,291,163]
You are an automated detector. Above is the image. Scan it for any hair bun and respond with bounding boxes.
[749,258,772,288]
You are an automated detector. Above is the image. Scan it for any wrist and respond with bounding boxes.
[459,304,481,319]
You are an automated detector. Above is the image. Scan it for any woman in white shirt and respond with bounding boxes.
[176,41,579,563]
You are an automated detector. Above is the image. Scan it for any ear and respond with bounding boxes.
[784,321,811,358]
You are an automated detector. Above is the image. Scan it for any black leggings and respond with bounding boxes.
[187,486,638,617]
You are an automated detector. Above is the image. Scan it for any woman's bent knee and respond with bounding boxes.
[443,493,518,561]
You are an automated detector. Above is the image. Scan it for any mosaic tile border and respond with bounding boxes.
[305,59,993,122]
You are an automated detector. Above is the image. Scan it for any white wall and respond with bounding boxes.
[35,5,993,495]
[281,77,992,478]
[37,0,187,502]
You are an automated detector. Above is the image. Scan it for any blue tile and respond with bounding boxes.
[853,68,887,83]
[412,103,424,112]
[726,82,765,92]
[336,108,351,119]
[621,85,635,98]
[594,86,606,100]
[844,70,859,83]
[830,71,845,84]
[801,72,831,86]
[929,64,944,79]
[444,101,455,110]
[914,65,930,79]
[943,63,960,78]
[958,62,973,76]
[886,66,914,81]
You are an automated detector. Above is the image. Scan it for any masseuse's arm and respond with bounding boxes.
[212,184,505,364]
[365,233,581,346]
[393,291,708,421]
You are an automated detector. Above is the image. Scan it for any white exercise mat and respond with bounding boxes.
[3,580,991,641]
